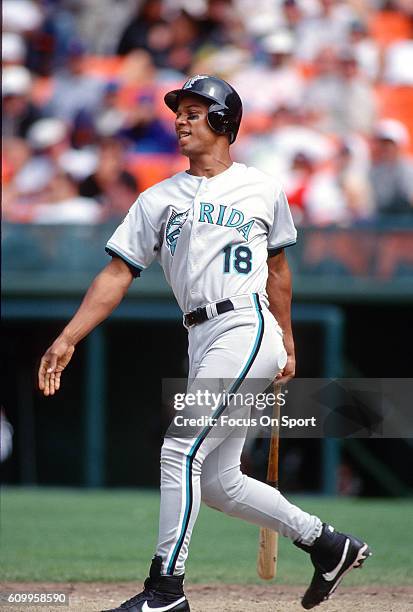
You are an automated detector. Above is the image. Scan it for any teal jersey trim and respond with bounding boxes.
[105,245,144,276]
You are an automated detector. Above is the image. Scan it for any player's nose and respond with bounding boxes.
[175,114,188,130]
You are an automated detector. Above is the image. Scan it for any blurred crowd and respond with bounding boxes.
[2,0,413,226]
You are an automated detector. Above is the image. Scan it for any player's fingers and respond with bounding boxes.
[277,372,294,385]
[276,364,295,385]
[38,359,47,390]
[44,372,50,396]
[40,358,54,395]
[43,354,59,396]
[46,353,58,374]
[54,371,62,391]
[51,371,59,395]
[49,372,55,395]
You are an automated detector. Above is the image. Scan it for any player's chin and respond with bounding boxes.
[178,141,192,156]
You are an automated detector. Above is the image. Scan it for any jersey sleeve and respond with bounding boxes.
[105,196,160,275]
[267,188,297,256]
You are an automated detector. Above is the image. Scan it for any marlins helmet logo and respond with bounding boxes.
[183,75,208,89]
[165,208,190,255]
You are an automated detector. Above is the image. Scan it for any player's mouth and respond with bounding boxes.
[178,131,191,141]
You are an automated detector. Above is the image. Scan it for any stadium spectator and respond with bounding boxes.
[94,82,127,139]
[231,0,282,38]
[2,32,27,66]
[369,119,413,215]
[285,141,373,226]
[31,173,102,225]
[294,0,357,61]
[303,46,341,124]
[117,0,172,66]
[2,138,31,187]
[79,138,139,216]
[2,66,42,139]
[15,118,69,196]
[384,35,413,85]
[232,30,305,114]
[116,49,159,101]
[24,1,80,75]
[43,0,96,66]
[281,0,304,34]
[74,0,137,55]
[188,44,250,82]
[2,138,32,220]
[4,118,95,222]
[46,41,105,123]
[166,10,205,73]
[2,0,412,228]
[332,141,374,220]
[305,48,376,135]
[235,103,334,182]
[199,0,244,48]
[119,91,177,153]
[284,151,317,225]
[299,163,351,226]
[2,0,43,35]
[348,20,381,81]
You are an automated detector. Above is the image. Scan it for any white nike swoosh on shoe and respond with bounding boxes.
[322,538,350,582]
[141,596,186,611]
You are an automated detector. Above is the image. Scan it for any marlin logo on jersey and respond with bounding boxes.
[198,202,256,240]
[165,208,190,255]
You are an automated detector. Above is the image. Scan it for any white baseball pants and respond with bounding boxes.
[156,294,322,575]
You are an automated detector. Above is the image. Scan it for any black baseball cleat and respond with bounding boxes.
[101,556,190,612]
[295,523,371,609]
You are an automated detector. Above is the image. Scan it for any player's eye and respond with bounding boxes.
[188,113,199,120]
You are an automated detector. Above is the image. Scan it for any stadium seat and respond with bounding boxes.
[375,85,413,153]
[81,56,124,79]
[369,11,412,47]
[127,154,184,191]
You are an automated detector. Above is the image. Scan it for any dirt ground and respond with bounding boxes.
[1,583,412,612]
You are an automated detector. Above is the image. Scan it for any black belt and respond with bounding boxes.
[184,299,234,327]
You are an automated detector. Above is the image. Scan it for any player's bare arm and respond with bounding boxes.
[38,257,133,397]
[266,250,295,384]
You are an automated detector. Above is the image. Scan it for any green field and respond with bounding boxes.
[1,488,411,585]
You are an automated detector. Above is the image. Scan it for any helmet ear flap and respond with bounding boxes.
[207,103,234,141]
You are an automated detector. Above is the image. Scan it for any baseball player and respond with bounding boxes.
[38,75,370,611]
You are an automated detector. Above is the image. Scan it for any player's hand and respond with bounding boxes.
[276,353,295,385]
[38,336,75,396]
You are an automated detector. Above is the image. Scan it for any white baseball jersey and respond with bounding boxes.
[106,162,297,313]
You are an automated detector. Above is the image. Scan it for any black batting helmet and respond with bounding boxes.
[164,75,243,144]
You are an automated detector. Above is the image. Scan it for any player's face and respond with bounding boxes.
[175,96,217,156]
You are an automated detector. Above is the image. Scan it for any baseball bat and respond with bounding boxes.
[257,382,282,580]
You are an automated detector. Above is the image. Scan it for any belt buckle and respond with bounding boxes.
[186,312,195,327]
[186,310,199,327]
[186,307,205,327]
